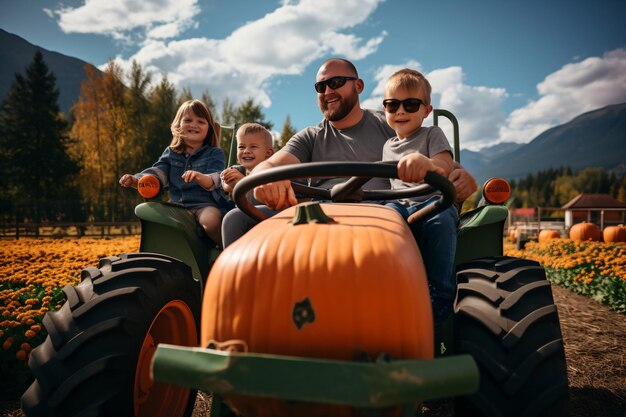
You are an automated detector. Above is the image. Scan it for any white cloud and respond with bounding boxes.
[94,0,387,112]
[499,48,626,145]
[53,0,200,39]
[363,49,626,151]
[363,62,507,151]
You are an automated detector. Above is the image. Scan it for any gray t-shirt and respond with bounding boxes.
[282,109,395,189]
[382,126,453,205]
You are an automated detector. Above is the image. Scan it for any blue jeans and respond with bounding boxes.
[222,206,278,247]
[385,198,459,323]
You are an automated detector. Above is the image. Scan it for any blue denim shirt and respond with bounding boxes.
[138,145,232,211]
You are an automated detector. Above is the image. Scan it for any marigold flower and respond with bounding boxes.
[3,337,14,350]
[15,349,28,361]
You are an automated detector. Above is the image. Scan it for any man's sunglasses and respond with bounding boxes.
[382,98,426,113]
[314,76,357,93]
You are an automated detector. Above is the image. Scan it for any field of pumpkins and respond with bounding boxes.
[504,223,626,314]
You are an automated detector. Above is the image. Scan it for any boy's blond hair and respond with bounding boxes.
[170,99,220,153]
[385,68,432,105]
[236,123,273,149]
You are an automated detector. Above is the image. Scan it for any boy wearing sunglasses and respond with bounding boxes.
[381,68,458,324]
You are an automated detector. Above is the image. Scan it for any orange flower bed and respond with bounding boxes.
[0,237,140,368]
[505,238,626,312]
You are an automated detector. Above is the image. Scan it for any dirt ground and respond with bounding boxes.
[2,285,624,417]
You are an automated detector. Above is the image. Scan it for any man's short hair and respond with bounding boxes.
[321,58,359,78]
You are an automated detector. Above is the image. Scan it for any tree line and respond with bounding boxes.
[506,166,626,209]
[0,51,298,223]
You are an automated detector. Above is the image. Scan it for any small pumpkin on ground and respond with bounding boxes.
[603,225,626,243]
[569,222,602,242]
[539,229,561,242]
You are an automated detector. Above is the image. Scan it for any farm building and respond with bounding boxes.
[562,193,626,229]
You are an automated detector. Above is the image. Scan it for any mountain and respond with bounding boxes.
[460,142,524,177]
[463,103,626,183]
[0,29,100,114]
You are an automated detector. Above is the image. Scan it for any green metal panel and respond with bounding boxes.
[220,123,238,167]
[433,109,460,163]
[455,205,509,265]
[152,344,479,407]
[135,202,219,281]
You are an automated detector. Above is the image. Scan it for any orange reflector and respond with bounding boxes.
[137,175,160,199]
[483,178,510,204]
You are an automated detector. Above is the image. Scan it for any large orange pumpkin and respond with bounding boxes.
[569,222,602,242]
[539,229,560,242]
[202,202,433,416]
[603,225,626,243]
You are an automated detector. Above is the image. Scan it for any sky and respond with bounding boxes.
[1,0,625,151]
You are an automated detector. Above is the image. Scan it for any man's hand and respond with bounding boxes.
[248,150,301,210]
[449,162,477,202]
[253,180,298,210]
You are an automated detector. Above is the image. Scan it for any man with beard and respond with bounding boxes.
[221,58,476,246]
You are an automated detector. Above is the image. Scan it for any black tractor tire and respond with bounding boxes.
[21,253,202,417]
[453,256,569,417]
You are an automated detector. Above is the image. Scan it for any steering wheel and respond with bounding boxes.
[232,161,456,222]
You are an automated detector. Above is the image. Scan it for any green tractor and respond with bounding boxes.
[20,111,569,417]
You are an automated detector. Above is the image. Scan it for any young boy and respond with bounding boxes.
[381,68,458,324]
[220,123,275,195]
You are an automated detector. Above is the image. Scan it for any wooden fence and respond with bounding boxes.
[0,221,141,239]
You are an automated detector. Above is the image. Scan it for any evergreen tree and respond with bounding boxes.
[508,166,625,209]
[201,89,217,117]
[178,87,193,105]
[277,114,297,149]
[0,50,80,223]
[235,98,273,130]
[221,98,272,158]
[126,60,152,171]
[147,75,178,165]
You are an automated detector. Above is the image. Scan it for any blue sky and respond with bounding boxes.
[1,0,625,150]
